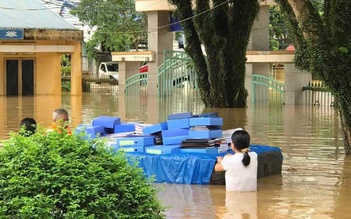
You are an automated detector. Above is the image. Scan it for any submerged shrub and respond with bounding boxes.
[0,126,165,218]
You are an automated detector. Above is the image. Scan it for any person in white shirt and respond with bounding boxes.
[215,130,258,192]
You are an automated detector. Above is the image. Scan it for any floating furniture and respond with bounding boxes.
[75,124,105,139]
[145,145,181,155]
[114,123,136,133]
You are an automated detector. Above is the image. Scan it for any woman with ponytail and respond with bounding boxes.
[215,130,258,192]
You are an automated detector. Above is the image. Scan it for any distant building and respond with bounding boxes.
[0,0,83,96]
[38,0,96,73]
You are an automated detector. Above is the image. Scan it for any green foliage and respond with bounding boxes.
[338,47,349,54]
[0,126,165,218]
[61,81,71,92]
[61,54,71,77]
[71,0,147,60]
[269,6,292,50]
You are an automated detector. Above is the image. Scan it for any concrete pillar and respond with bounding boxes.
[147,11,174,96]
[0,54,4,95]
[284,64,311,105]
[70,95,82,127]
[70,42,82,95]
[146,96,159,123]
[251,6,270,51]
[247,6,270,102]
[118,61,141,93]
[245,63,253,104]
[118,93,126,120]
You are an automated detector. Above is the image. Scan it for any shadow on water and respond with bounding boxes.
[0,93,350,218]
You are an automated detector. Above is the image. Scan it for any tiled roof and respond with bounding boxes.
[0,0,77,30]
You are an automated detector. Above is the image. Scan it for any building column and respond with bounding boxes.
[70,95,82,128]
[284,64,311,105]
[247,6,270,102]
[70,42,82,95]
[118,61,141,93]
[147,11,174,96]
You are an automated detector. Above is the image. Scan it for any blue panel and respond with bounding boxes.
[188,130,223,139]
[116,136,155,147]
[114,123,135,133]
[163,136,188,145]
[115,145,150,153]
[189,117,223,126]
[145,145,181,155]
[180,147,218,155]
[162,128,189,137]
[167,118,190,129]
[167,112,193,120]
[75,124,105,139]
[0,29,24,40]
[92,116,121,129]
[142,122,168,135]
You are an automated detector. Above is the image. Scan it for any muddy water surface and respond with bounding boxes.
[0,94,349,219]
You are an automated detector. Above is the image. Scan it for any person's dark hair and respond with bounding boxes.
[20,117,37,136]
[231,130,251,166]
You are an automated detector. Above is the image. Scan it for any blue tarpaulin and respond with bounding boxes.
[126,145,282,185]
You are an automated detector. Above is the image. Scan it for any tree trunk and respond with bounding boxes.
[276,0,351,154]
[169,0,259,107]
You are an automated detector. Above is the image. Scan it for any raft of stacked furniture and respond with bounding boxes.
[75,112,283,185]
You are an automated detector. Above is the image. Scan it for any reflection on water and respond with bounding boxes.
[0,93,350,218]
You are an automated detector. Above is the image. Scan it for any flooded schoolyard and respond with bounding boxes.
[0,93,349,218]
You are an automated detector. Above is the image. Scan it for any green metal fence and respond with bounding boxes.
[125,73,148,95]
[157,50,197,97]
[252,74,285,104]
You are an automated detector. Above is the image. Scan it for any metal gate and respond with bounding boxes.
[157,50,197,97]
[125,73,148,95]
[252,74,285,105]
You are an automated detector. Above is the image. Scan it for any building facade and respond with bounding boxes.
[0,0,83,96]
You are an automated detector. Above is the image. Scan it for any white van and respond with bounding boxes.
[98,62,119,81]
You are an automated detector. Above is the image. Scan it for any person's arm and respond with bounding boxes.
[215,156,225,172]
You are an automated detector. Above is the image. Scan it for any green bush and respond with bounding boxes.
[0,126,165,218]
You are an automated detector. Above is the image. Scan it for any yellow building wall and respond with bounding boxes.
[0,39,81,96]
[36,52,62,95]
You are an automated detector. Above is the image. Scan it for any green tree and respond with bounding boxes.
[0,126,165,218]
[275,0,351,154]
[71,0,147,60]
[269,6,292,51]
[61,54,71,77]
[168,0,260,107]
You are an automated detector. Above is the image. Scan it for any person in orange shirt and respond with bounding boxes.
[47,108,72,135]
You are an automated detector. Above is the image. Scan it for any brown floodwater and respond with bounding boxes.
[0,93,349,219]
